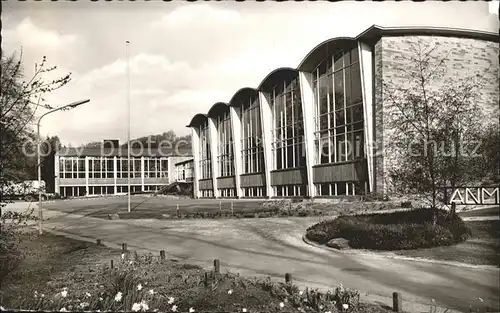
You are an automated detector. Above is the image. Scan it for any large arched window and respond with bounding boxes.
[240,95,264,174]
[199,120,212,180]
[216,110,234,177]
[313,45,364,165]
[270,76,306,171]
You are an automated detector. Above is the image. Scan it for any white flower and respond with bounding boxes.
[41,294,45,298]
[85,292,91,298]
[227,289,233,295]
[242,309,247,313]
[299,291,303,296]
[137,283,143,291]
[132,303,142,312]
[343,304,349,309]
[319,305,323,310]
[479,297,484,302]
[325,311,332,313]
[60,308,68,312]
[140,300,149,311]
[99,297,103,301]
[61,290,68,298]
[80,302,89,309]
[279,302,284,308]
[149,289,154,295]
[189,307,195,313]
[115,291,123,302]
[167,297,175,304]
[171,305,178,312]
[129,261,133,265]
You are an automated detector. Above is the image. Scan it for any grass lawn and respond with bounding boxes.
[392,220,499,266]
[1,230,391,313]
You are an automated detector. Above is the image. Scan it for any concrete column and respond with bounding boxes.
[299,71,316,198]
[85,156,90,196]
[190,127,201,199]
[258,91,274,198]
[113,156,118,194]
[141,156,145,191]
[358,42,375,193]
[54,153,60,195]
[208,117,220,198]
[230,106,242,198]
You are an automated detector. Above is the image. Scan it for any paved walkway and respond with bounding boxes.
[4,201,499,312]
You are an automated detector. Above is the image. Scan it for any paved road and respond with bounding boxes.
[4,199,499,312]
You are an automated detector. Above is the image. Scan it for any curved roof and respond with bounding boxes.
[257,67,298,92]
[207,102,230,118]
[297,37,356,72]
[228,87,259,107]
[187,113,208,128]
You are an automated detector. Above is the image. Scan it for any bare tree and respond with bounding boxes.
[382,40,498,210]
[0,49,71,288]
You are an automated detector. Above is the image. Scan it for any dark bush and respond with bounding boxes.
[306,207,470,250]
[401,201,412,208]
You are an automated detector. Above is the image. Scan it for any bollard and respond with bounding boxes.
[231,201,234,216]
[110,259,114,269]
[204,272,209,287]
[122,243,127,253]
[393,292,402,312]
[96,239,102,245]
[214,259,220,274]
[176,204,179,217]
[160,250,166,260]
[285,273,292,284]
[451,202,456,217]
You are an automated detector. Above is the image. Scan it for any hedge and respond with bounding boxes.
[306,207,471,250]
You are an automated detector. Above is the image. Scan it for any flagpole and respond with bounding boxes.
[126,40,131,213]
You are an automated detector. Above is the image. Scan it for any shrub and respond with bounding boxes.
[306,207,470,250]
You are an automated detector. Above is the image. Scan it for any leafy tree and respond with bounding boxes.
[40,136,62,193]
[382,40,498,209]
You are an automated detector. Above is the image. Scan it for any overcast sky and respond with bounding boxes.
[3,1,499,146]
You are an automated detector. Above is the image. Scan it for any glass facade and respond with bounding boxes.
[216,110,235,177]
[313,46,364,165]
[199,120,212,180]
[240,95,264,174]
[271,76,306,170]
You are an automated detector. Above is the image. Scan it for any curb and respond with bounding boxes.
[302,235,499,270]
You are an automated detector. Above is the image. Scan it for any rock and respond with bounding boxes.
[326,238,351,250]
[108,213,120,220]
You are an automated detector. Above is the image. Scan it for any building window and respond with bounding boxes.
[243,186,266,197]
[218,188,235,198]
[271,76,306,170]
[273,185,306,197]
[201,189,213,198]
[313,46,364,165]
[61,157,85,179]
[314,181,366,196]
[240,95,264,174]
[199,121,212,179]
[216,111,235,177]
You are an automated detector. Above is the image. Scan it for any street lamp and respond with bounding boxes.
[37,99,90,235]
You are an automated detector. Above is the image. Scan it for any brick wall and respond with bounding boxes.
[373,35,499,194]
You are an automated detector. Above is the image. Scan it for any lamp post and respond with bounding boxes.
[37,99,90,235]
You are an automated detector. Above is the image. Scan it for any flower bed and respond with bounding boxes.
[305,208,471,250]
[1,232,391,313]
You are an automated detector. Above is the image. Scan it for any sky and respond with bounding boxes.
[3,1,499,146]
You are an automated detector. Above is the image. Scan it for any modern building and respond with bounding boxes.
[187,25,499,199]
[54,140,191,197]
[174,159,194,182]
